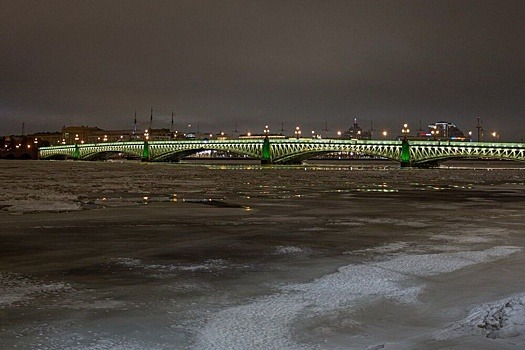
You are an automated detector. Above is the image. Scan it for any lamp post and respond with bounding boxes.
[401,123,410,139]
[382,130,387,139]
[263,125,270,135]
[295,126,301,139]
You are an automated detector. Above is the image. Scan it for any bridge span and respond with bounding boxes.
[38,138,525,167]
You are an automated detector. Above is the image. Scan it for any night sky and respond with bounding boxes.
[2,0,524,140]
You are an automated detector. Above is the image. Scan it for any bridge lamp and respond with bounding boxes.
[382,130,387,138]
[337,130,342,137]
[401,124,410,138]
[295,126,301,139]
[263,125,270,134]
[491,131,499,140]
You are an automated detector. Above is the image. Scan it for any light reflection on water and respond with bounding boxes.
[80,159,523,208]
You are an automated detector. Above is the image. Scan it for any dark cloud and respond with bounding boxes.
[1,0,524,140]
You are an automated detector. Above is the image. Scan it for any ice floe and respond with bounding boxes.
[434,293,525,341]
[194,246,521,349]
[0,272,73,308]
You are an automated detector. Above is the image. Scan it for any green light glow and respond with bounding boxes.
[73,144,80,160]
[261,137,271,164]
[401,139,410,166]
[142,141,150,161]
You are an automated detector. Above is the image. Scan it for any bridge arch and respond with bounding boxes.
[409,142,525,166]
[149,140,262,162]
[268,140,402,164]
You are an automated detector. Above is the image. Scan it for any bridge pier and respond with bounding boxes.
[142,141,150,162]
[260,136,272,165]
[400,139,411,167]
[73,144,80,160]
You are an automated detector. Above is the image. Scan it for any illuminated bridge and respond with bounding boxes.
[38,138,525,167]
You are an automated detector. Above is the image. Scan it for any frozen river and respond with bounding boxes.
[1,159,525,349]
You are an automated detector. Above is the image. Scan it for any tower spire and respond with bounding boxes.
[149,107,153,131]
[476,117,484,141]
[133,110,138,139]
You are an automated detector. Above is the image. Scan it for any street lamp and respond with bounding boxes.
[401,123,410,139]
[382,130,387,139]
[491,131,499,140]
[295,126,301,139]
[263,125,270,135]
[337,130,342,137]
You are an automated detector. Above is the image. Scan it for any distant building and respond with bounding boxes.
[340,119,372,140]
[58,125,174,144]
[422,121,469,141]
[239,133,286,139]
[26,132,62,147]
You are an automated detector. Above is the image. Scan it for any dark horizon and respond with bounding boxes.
[2,1,524,141]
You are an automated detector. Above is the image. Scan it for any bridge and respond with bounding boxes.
[38,138,525,167]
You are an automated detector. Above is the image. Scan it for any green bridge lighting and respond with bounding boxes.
[39,139,525,168]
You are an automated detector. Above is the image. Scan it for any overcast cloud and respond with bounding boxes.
[1,0,524,140]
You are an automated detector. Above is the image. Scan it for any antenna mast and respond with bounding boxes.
[149,107,153,131]
[133,110,138,139]
[476,117,484,141]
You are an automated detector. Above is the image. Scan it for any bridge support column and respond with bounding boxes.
[261,136,272,165]
[400,139,411,167]
[142,141,150,162]
[73,144,80,160]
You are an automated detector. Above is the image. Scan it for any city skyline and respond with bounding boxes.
[2,1,524,140]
